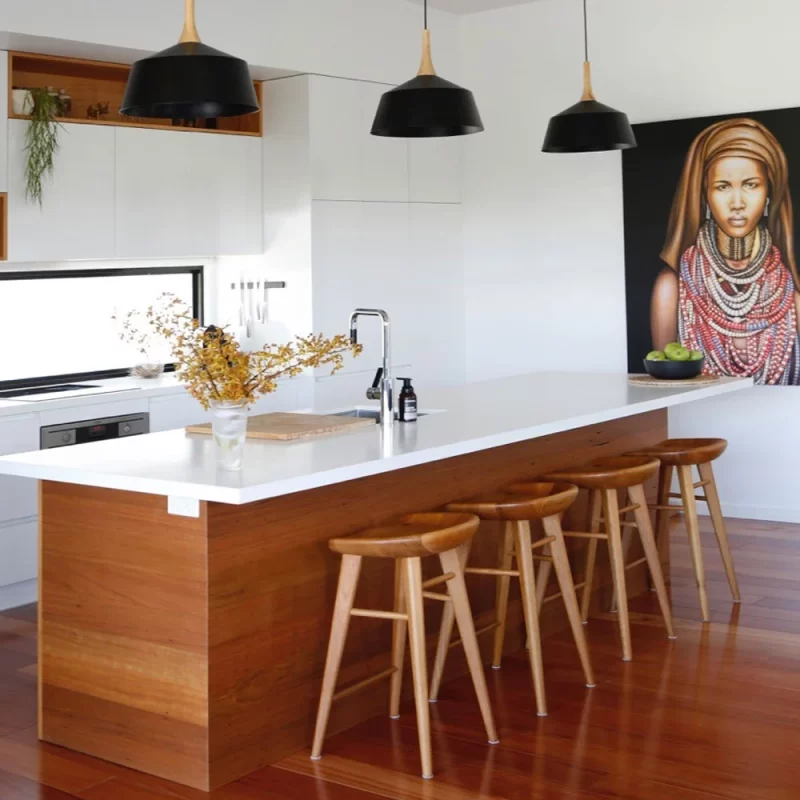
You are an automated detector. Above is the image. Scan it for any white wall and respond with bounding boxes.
[460,0,800,522]
[0,0,460,85]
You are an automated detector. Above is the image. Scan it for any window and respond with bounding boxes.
[0,266,203,389]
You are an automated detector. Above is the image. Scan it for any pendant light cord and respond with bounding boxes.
[424,0,428,30]
[583,0,589,62]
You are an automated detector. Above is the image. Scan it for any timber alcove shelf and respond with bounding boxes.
[9,52,262,137]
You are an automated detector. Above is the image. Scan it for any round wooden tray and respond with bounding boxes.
[628,373,720,388]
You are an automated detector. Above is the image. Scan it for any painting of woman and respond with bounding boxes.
[650,118,800,385]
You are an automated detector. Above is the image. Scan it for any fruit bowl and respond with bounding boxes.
[643,357,705,380]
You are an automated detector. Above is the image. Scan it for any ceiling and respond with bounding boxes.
[406,0,539,14]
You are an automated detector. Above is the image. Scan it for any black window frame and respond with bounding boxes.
[0,266,204,390]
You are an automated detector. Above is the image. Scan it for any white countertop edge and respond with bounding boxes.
[9,375,752,506]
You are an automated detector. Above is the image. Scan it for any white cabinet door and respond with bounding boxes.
[0,52,8,193]
[0,520,37,588]
[8,120,116,261]
[0,414,38,524]
[310,77,408,202]
[149,392,210,433]
[409,138,462,204]
[115,128,262,258]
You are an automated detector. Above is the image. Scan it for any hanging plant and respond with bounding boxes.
[24,88,62,207]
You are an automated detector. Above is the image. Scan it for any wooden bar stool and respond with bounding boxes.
[542,457,676,662]
[632,438,740,622]
[429,482,595,718]
[311,512,498,780]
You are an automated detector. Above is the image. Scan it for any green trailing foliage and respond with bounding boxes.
[24,88,62,207]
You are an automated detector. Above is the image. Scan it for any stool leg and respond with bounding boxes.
[440,548,499,745]
[492,522,516,668]
[698,461,741,603]
[610,498,634,614]
[535,542,552,613]
[542,514,596,688]
[603,489,632,662]
[516,521,547,716]
[429,540,471,702]
[405,556,434,780]
[678,465,710,622]
[652,463,675,589]
[580,490,602,623]
[389,559,408,718]
[629,484,676,639]
[311,554,363,760]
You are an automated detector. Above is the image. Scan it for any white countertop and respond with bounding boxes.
[0,372,752,506]
[0,374,187,417]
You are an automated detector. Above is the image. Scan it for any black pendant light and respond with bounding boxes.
[371,0,483,138]
[121,0,259,120]
[542,0,636,153]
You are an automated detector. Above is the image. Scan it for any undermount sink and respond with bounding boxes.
[331,407,438,422]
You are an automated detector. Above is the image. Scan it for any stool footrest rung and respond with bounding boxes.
[618,503,641,515]
[422,591,451,603]
[650,504,683,512]
[668,492,708,503]
[530,535,556,550]
[624,556,648,571]
[465,567,520,577]
[422,572,454,589]
[620,520,640,529]
[694,479,711,489]
[350,609,408,621]
[332,667,397,702]
[449,620,502,650]
[532,554,553,563]
[563,531,608,540]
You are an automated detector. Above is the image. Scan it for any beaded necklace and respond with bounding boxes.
[678,220,800,385]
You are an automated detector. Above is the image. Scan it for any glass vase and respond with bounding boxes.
[210,401,249,471]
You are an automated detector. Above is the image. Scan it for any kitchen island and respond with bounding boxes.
[0,372,751,790]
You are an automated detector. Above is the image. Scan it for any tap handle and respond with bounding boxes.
[371,367,384,389]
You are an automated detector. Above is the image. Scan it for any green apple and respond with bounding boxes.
[664,342,691,361]
[646,350,666,361]
[689,350,704,361]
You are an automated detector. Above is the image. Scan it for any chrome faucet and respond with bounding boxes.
[349,308,393,426]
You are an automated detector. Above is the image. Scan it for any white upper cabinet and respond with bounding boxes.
[310,76,408,202]
[409,137,462,204]
[114,128,263,259]
[0,52,8,193]
[7,119,115,262]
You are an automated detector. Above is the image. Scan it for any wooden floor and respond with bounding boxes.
[1,515,799,799]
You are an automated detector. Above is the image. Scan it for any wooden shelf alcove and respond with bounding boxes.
[9,52,262,137]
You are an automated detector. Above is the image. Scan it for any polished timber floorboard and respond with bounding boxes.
[1,517,799,799]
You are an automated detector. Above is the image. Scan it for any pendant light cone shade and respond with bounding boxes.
[542,0,636,153]
[371,6,483,138]
[542,95,637,153]
[121,0,259,119]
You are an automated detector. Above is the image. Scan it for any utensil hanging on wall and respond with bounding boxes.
[121,0,259,120]
[371,0,483,138]
[541,0,636,153]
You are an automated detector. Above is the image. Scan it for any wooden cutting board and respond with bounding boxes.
[185,412,375,441]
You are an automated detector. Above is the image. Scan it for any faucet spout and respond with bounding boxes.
[348,309,393,427]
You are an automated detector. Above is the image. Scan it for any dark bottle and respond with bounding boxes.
[398,378,418,422]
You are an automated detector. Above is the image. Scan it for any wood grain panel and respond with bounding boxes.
[205,410,667,787]
[39,482,210,790]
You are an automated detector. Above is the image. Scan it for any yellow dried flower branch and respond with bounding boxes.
[117,293,362,409]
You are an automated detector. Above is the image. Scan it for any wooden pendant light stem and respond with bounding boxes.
[581,61,596,102]
[179,0,201,44]
[417,30,436,76]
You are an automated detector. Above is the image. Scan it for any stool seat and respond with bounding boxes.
[329,513,479,559]
[543,455,660,490]
[446,481,578,521]
[634,438,727,466]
